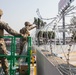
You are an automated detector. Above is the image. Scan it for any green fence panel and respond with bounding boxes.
[0,36,31,75]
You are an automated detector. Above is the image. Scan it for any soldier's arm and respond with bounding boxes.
[28,25,36,30]
[0,21,21,36]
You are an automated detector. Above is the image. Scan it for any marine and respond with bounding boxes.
[19,21,36,55]
[0,9,21,75]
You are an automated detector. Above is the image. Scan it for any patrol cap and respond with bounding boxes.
[24,21,32,26]
[0,9,3,16]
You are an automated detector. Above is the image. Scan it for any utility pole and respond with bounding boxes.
[62,10,65,45]
[61,0,75,45]
[37,18,40,46]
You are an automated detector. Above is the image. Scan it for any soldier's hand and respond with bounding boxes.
[21,34,24,37]
[20,34,26,37]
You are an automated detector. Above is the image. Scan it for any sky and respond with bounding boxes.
[0,0,76,37]
[0,0,59,32]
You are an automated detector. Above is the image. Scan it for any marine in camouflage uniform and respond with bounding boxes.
[0,9,21,75]
[19,21,36,55]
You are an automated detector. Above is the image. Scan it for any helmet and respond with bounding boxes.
[24,21,32,26]
[0,9,3,16]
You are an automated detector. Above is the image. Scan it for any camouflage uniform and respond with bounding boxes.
[19,21,36,55]
[0,9,21,75]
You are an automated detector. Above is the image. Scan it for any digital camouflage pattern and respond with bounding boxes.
[19,21,36,55]
[0,9,21,75]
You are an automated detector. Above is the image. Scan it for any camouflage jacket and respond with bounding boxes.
[20,27,30,42]
[0,21,21,36]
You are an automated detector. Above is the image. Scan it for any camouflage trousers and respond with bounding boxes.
[0,39,9,75]
[20,41,28,62]
[20,41,27,55]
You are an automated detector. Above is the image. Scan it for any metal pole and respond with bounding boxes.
[27,36,32,75]
[37,18,40,46]
[62,11,65,45]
